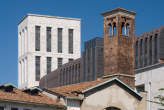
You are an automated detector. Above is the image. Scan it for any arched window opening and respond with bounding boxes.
[126,23,129,36]
[108,24,112,36]
[106,107,121,110]
[113,23,116,36]
[121,22,125,35]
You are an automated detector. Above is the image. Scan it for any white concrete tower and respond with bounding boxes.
[18,14,81,89]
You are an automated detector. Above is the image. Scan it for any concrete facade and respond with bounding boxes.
[135,63,164,110]
[18,14,81,89]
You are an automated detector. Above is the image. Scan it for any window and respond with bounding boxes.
[35,56,40,81]
[136,84,145,92]
[154,34,158,63]
[66,68,69,84]
[58,28,62,53]
[58,58,63,68]
[69,58,73,62]
[149,36,152,65]
[47,57,51,74]
[113,23,116,36]
[121,22,125,35]
[135,41,138,68]
[24,109,31,110]
[140,39,143,67]
[78,64,80,83]
[126,23,129,36]
[106,107,120,110]
[108,24,112,36]
[47,27,51,52]
[83,52,86,81]
[87,49,90,74]
[92,47,96,80]
[69,29,73,54]
[0,106,4,110]
[35,26,40,51]
[11,108,18,110]
[144,38,148,66]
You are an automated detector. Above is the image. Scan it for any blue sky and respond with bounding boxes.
[0,0,164,86]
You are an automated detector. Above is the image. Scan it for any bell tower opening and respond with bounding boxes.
[101,8,136,89]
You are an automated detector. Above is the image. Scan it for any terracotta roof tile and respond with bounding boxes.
[48,78,109,97]
[0,88,62,106]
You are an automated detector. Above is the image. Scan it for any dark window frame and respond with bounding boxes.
[58,58,63,68]
[0,106,4,110]
[35,56,40,81]
[58,28,63,53]
[149,36,153,65]
[68,29,74,54]
[46,27,51,52]
[35,26,40,51]
[11,108,18,110]
[154,34,158,64]
[47,57,52,74]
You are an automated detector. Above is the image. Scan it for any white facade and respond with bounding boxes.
[135,63,164,110]
[0,102,59,110]
[18,14,81,89]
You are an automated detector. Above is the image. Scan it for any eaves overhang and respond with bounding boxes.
[0,98,66,109]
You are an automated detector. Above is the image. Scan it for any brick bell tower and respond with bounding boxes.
[101,8,136,89]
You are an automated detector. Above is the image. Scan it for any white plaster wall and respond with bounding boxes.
[18,14,81,89]
[0,102,59,110]
[66,100,80,110]
[80,84,144,110]
[135,66,164,110]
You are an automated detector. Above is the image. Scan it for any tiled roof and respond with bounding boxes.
[0,87,63,106]
[47,78,142,100]
[48,78,109,97]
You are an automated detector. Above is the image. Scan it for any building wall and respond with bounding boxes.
[43,91,80,110]
[39,37,103,88]
[66,99,80,110]
[0,102,61,110]
[82,37,104,82]
[135,63,164,110]
[80,84,146,110]
[135,26,164,69]
[18,14,81,89]
[40,58,81,88]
